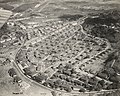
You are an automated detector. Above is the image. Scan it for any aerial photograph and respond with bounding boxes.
[0,0,120,96]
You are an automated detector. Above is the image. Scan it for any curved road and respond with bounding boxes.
[14,23,112,92]
[0,18,114,96]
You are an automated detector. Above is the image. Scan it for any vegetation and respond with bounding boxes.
[0,0,21,3]
[83,9,120,91]
[8,68,17,77]
[0,3,14,10]
[83,10,120,48]
[13,2,38,12]
[58,14,83,21]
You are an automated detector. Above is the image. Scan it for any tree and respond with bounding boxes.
[57,69,63,73]
[23,68,32,76]
[74,80,82,85]
[87,86,94,91]
[71,68,76,74]
[42,82,48,86]
[13,76,22,83]
[33,75,43,82]
[95,83,103,91]
[53,72,59,78]
[64,64,72,69]
[15,31,24,40]
[107,84,113,90]
[59,74,66,80]
[79,88,86,92]
[64,86,72,92]
[58,14,83,21]
[105,51,119,64]
[54,79,62,89]
[107,68,116,76]
[97,72,108,79]
[46,79,55,88]
[33,73,47,83]
[109,74,119,83]
[8,68,17,77]
[88,78,97,85]
[98,80,105,87]
[66,77,73,82]
[51,91,57,96]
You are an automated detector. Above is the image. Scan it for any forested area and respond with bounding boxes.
[83,10,120,94]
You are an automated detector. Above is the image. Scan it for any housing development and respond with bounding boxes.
[0,0,120,96]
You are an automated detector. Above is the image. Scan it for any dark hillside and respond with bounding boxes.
[0,3,14,10]
[83,10,120,92]
[83,10,120,47]
[58,14,83,21]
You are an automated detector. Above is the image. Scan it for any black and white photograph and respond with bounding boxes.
[0,0,120,96]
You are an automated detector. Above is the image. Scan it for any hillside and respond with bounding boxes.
[83,9,120,80]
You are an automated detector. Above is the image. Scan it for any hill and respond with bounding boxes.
[83,9,120,79]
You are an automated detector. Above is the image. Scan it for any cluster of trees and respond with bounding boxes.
[58,14,83,21]
[23,67,47,83]
[82,10,120,90]
[15,31,25,41]
[48,64,110,92]
[8,68,22,83]
[32,73,47,83]
[97,90,120,96]
[83,10,120,43]
[97,68,120,82]
[43,79,72,92]
[8,68,17,77]
[0,3,14,11]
